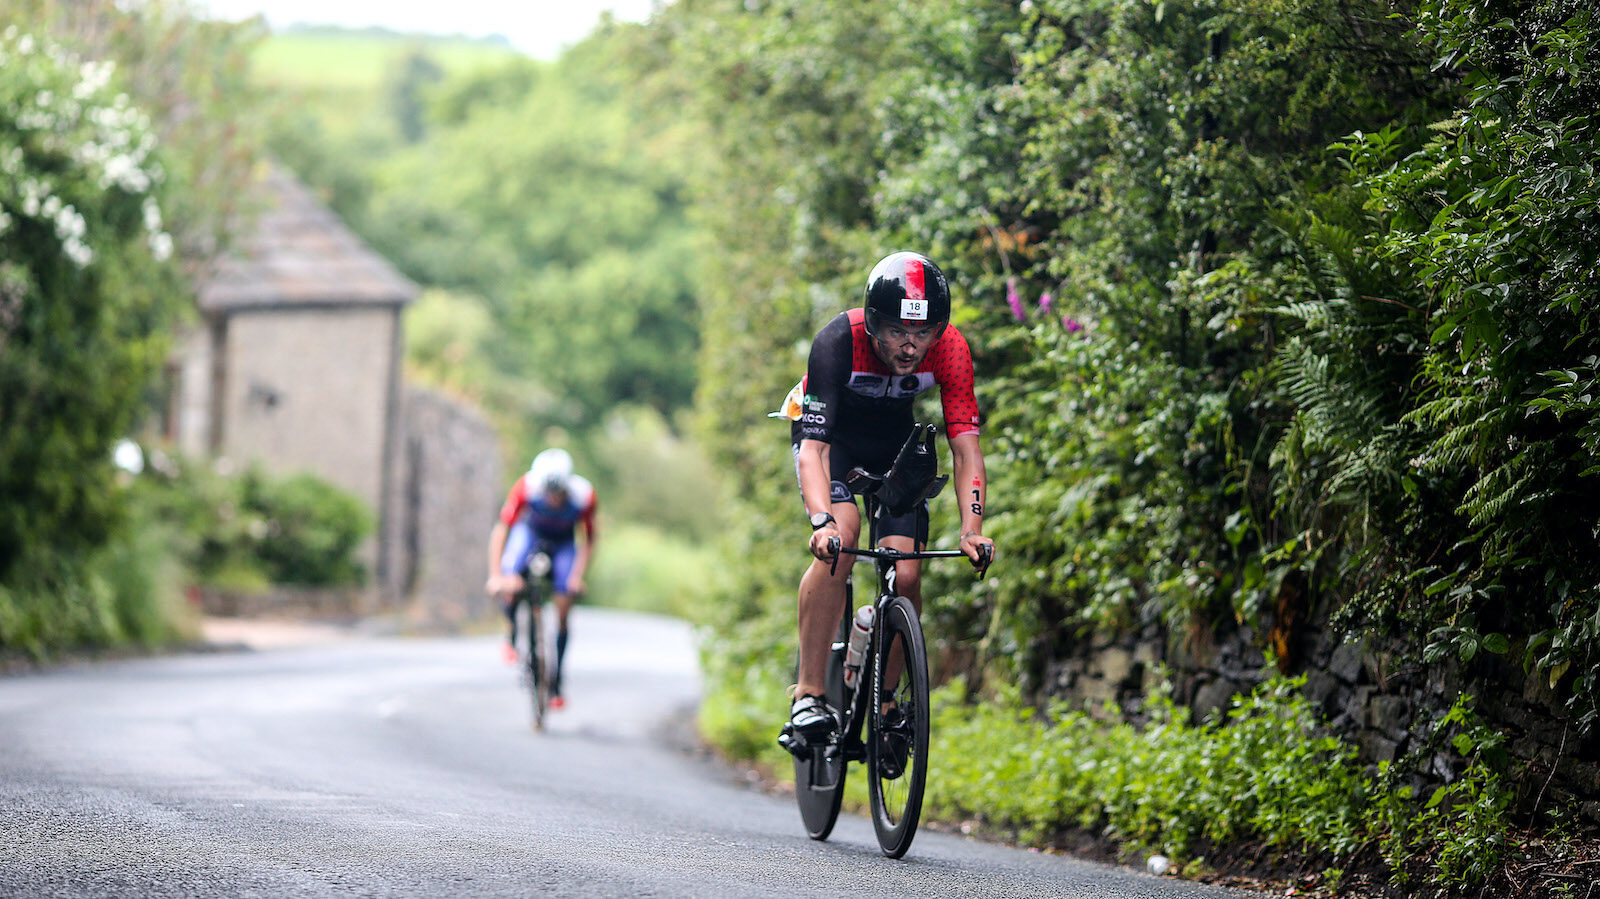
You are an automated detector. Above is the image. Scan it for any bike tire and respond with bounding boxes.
[518,596,548,732]
[868,595,930,858]
[793,616,850,840]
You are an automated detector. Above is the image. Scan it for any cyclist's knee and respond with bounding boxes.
[894,562,922,598]
[807,554,851,584]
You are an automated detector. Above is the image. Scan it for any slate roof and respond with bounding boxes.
[197,164,418,311]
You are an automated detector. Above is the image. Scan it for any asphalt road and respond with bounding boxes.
[0,608,1267,898]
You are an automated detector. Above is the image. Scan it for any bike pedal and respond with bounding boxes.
[778,726,808,758]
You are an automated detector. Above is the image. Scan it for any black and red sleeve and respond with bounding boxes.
[800,312,852,444]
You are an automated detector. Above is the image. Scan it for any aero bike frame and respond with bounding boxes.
[791,424,991,857]
[822,469,993,752]
[515,544,557,731]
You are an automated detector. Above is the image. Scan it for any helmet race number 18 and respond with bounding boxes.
[863,251,951,341]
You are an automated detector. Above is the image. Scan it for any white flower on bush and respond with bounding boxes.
[148,230,173,262]
[2,28,171,271]
[74,60,113,99]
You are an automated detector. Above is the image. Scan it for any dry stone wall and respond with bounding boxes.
[1042,609,1600,826]
[392,385,504,631]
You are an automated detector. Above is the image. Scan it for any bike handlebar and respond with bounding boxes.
[826,537,993,578]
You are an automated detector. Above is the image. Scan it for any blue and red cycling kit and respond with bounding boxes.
[497,474,598,595]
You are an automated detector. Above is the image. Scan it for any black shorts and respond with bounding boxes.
[791,430,929,544]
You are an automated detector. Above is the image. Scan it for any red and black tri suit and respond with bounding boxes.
[791,307,981,532]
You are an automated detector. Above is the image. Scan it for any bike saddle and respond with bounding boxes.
[850,423,948,516]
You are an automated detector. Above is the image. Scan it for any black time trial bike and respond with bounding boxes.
[781,424,992,858]
[510,547,555,731]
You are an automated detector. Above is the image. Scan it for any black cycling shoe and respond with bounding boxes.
[778,694,835,757]
[876,705,912,780]
[789,694,835,734]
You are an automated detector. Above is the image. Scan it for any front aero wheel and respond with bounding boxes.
[518,599,548,732]
[868,595,929,858]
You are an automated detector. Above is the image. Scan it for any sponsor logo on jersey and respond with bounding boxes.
[888,373,936,398]
[848,373,888,395]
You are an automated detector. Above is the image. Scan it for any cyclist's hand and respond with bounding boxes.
[960,532,995,574]
[568,575,586,596]
[486,572,524,598]
[809,525,840,561]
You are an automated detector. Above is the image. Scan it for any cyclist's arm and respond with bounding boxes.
[949,431,994,565]
[798,314,851,559]
[797,438,841,559]
[486,520,518,596]
[570,495,598,593]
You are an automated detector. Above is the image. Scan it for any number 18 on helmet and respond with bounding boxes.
[863,251,951,341]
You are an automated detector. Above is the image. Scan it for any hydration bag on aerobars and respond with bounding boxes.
[876,424,947,516]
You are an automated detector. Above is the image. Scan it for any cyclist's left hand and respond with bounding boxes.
[960,532,995,573]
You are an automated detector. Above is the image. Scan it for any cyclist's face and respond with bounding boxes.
[872,322,941,374]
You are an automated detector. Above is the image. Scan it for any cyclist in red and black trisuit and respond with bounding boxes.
[781,251,997,741]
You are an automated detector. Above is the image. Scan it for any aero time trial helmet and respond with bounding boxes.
[863,251,951,341]
[528,448,574,494]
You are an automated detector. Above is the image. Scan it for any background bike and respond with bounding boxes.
[511,547,555,731]
[781,425,991,858]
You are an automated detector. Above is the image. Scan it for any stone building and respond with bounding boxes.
[170,164,501,622]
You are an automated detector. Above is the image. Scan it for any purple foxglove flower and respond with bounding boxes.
[1006,277,1025,322]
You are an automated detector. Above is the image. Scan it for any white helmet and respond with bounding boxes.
[527,448,574,493]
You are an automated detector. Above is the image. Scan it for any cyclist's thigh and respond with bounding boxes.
[792,431,898,518]
[547,540,579,595]
[875,502,929,546]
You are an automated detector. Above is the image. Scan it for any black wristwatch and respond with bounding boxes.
[809,512,836,531]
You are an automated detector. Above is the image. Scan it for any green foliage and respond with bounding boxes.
[1369,696,1517,890]
[402,287,500,398]
[131,456,373,590]
[931,678,1369,858]
[0,25,182,586]
[0,0,269,659]
[586,522,723,621]
[589,406,728,542]
[0,474,199,661]
[263,25,703,445]
[931,678,1517,889]
[1334,1,1600,731]
[662,0,1586,888]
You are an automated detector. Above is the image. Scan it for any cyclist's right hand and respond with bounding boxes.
[809,526,840,562]
[485,572,525,598]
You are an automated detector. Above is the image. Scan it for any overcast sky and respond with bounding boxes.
[195,0,660,59]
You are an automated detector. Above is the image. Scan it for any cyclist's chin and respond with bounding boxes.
[886,355,922,375]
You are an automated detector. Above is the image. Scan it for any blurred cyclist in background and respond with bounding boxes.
[486,447,599,709]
